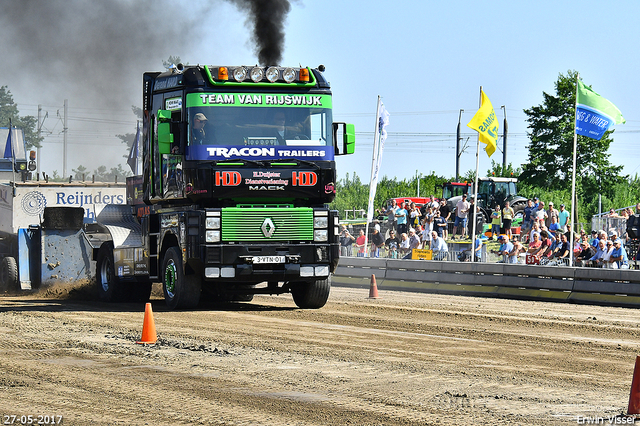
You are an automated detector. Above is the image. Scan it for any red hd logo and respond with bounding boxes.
[291,171,317,186]
[215,171,241,186]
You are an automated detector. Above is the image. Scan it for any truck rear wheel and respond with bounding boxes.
[96,243,125,302]
[291,277,331,309]
[162,246,201,310]
[0,256,19,292]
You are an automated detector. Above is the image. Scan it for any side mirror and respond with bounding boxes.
[332,122,355,156]
[157,110,173,154]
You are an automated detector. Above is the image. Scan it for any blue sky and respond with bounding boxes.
[3,0,640,182]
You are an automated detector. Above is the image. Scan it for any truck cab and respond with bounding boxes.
[94,64,355,310]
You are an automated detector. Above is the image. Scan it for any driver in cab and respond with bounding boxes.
[192,112,213,145]
[272,111,288,144]
[270,111,308,144]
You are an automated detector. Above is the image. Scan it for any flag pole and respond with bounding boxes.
[470,87,482,263]
[8,120,16,195]
[365,95,382,257]
[569,74,579,266]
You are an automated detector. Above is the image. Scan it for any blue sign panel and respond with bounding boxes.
[575,105,614,141]
[186,145,334,161]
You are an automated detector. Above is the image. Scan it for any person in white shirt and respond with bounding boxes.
[430,231,448,260]
[452,194,470,240]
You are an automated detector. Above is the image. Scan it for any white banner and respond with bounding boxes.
[366,98,390,221]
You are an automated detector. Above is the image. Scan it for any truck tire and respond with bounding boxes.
[96,243,125,302]
[0,256,19,292]
[291,277,331,309]
[162,246,201,310]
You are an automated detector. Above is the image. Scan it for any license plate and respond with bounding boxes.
[252,256,286,264]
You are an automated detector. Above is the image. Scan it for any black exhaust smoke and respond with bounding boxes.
[230,0,292,66]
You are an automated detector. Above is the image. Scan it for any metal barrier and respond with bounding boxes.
[333,256,640,308]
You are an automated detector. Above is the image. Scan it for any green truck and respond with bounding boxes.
[91,64,355,309]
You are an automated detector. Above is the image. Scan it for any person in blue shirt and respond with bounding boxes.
[558,204,570,232]
[492,235,513,262]
[548,216,560,241]
[590,239,609,267]
[609,239,629,269]
[395,203,408,236]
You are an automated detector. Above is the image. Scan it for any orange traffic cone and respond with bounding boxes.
[368,274,381,299]
[629,356,640,414]
[136,302,158,344]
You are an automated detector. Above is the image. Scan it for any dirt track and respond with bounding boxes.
[1,283,639,425]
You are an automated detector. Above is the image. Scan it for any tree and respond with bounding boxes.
[163,55,184,70]
[520,70,625,200]
[116,105,143,155]
[72,165,89,181]
[0,86,44,150]
[486,160,521,178]
[117,54,183,153]
[92,165,129,183]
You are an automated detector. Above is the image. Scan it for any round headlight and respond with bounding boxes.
[283,68,296,83]
[233,67,247,82]
[250,67,264,83]
[266,67,279,83]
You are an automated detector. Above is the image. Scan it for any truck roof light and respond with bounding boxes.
[299,68,310,82]
[283,68,296,83]
[218,67,229,81]
[29,150,36,161]
[233,67,247,82]
[250,67,264,83]
[266,67,279,83]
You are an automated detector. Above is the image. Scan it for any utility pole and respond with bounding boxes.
[501,105,507,175]
[37,105,48,178]
[63,99,68,179]
[456,109,464,181]
[37,105,42,176]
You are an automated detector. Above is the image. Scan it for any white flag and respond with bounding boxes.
[366,98,390,222]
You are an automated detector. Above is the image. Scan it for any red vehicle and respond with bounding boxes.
[385,197,435,209]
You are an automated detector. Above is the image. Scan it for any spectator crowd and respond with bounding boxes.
[339,196,639,269]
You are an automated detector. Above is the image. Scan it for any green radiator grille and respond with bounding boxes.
[221,207,314,241]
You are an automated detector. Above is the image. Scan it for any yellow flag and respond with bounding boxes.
[467,90,498,157]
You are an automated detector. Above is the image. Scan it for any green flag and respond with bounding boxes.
[575,80,624,140]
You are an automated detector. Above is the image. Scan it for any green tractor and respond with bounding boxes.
[443,177,528,225]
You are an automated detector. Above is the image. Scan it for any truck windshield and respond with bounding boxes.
[188,105,331,148]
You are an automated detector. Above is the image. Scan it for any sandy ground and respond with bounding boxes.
[1,282,640,425]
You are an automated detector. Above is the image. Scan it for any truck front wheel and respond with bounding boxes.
[162,246,201,310]
[96,243,125,302]
[291,277,331,309]
[0,256,18,292]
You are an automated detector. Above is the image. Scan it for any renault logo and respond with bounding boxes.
[261,218,275,238]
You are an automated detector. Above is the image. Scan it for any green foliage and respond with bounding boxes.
[72,165,89,181]
[163,55,185,70]
[521,70,625,199]
[486,160,521,178]
[116,106,143,155]
[329,172,449,219]
[92,164,130,183]
[0,86,44,150]
[516,70,634,229]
